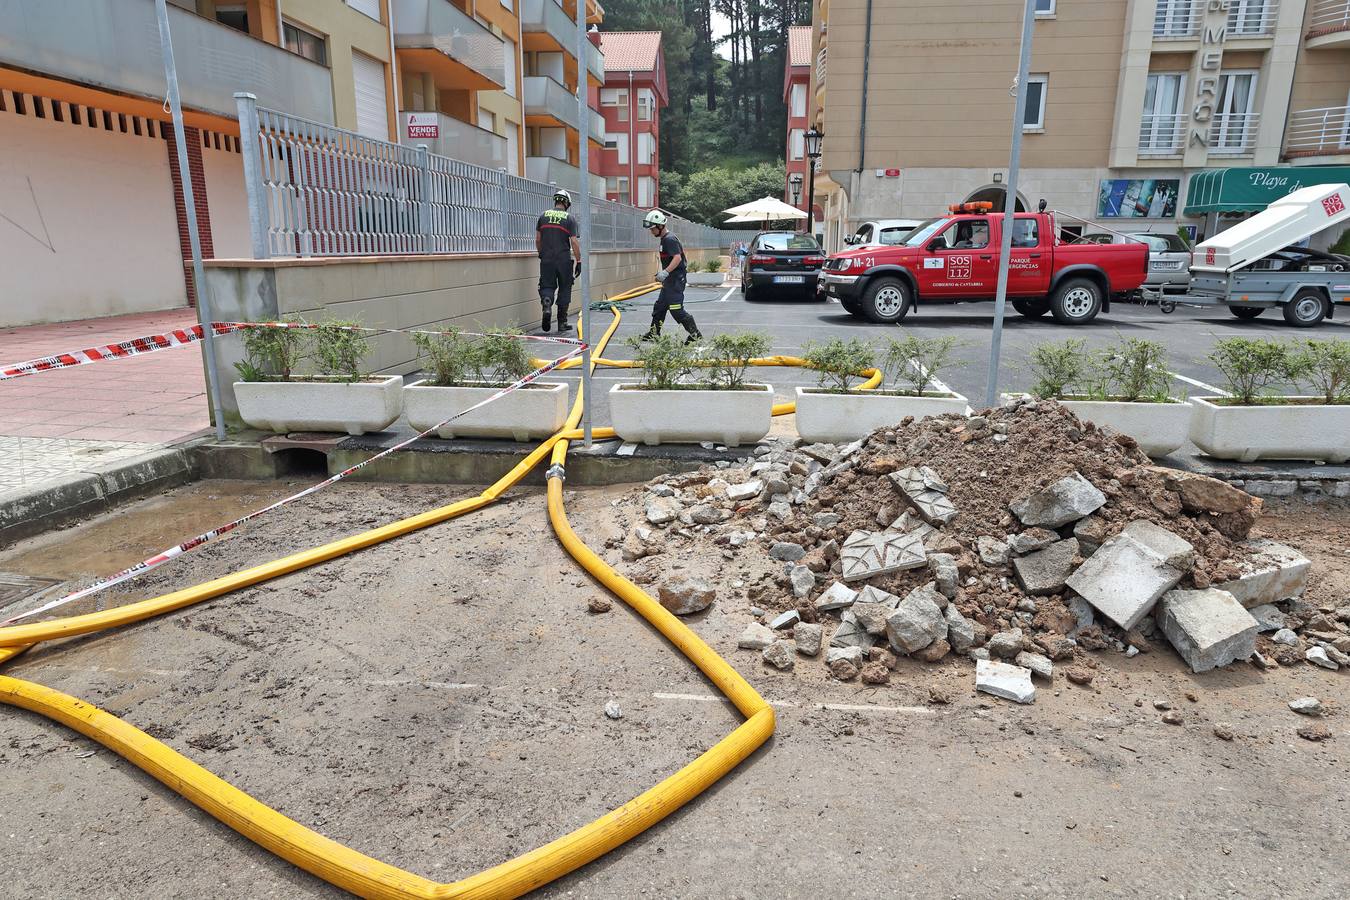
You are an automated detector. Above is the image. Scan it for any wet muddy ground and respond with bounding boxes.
[1,481,1347,898]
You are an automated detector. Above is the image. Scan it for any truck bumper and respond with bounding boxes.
[821,272,864,301]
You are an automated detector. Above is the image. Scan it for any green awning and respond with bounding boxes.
[1184,166,1350,216]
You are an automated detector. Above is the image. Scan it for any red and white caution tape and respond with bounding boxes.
[1,321,585,381]
[0,343,586,626]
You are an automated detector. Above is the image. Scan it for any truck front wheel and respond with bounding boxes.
[1282,289,1329,327]
[840,296,862,317]
[1012,298,1050,318]
[861,277,912,324]
[1050,278,1102,325]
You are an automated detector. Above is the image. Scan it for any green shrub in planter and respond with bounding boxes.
[411,327,476,387]
[1288,337,1350,404]
[1207,338,1298,406]
[627,334,696,390]
[881,335,960,396]
[802,337,876,393]
[313,318,371,384]
[705,257,723,273]
[234,316,308,382]
[1027,338,1090,400]
[413,327,534,387]
[1089,337,1172,403]
[705,332,771,390]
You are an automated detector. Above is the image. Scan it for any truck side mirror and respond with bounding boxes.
[844,234,857,245]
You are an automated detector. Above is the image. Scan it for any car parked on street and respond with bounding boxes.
[1081,231,1192,295]
[845,219,925,248]
[741,231,827,301]
[821,204,1149,325]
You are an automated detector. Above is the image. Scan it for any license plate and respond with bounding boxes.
[1153,261,1182,270]
[774,275,804,284]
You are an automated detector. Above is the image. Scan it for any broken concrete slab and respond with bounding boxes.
[794,622,823,656]
[944,604,976,653]
[769,609,801,630]
[928,552,960,599]
[825,645,866,667]
[738,622,777,650]
[856,584,901,610]
[645,496,681,525]
[1010,472,1106,528]
[907,489,959,526]
[884,583,948,654]
[789,565,816,599]
[851,599,893,637]
[986,628,1024,659]
[658,576,715,615]
[763,640,796,670]
[1213,539,1311,609]
[1306,646,1339,670]
[1121,520,1195,571]
[1012,538,1080,596]
[888,465,947,497]
[1289,697,1323,716]
[975,659,1035,704]
[830,609,879,651]
[1156,588,1258,674]
[814,581,859,612]
[726,480,763,501]
[1008,528,1060,555]
[840,530,927,582]
[888,510,936,543]
[976,536,1009,567]
[1066,532,1184,631]
[769,541,806,561]
[1015,651,1055,681]
[1248,604,1288,633]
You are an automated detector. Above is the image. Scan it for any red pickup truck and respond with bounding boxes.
[820,208,1149,325]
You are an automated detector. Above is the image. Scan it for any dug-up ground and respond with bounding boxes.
[2,402,1348,898]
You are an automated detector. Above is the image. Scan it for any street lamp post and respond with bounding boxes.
[789,173,804,223]
[804,127,823,240]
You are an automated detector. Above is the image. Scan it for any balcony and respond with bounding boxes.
[590,107,605,143]
[525,155,605,195]
[1227,1,1279,38]
[521,0,604,81]
[816,46,827,86]
[524,75,579,129]
[1138,113,1186,156]
[392,0,507,90]
[1307,0,1350,48]
[1208,112,1261,156]
[1284,106,1350,160]
[402,111,511,170]
[0,0,333,123]
[1153,0,1201,39]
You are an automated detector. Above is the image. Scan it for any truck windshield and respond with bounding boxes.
[900,218,946,246]
[878,225,919,245]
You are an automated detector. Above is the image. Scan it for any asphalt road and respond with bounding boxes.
[555,283,1348,420]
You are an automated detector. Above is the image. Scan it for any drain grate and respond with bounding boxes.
[0,572,62,615]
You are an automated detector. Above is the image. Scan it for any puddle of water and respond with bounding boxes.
[0,480,294,579]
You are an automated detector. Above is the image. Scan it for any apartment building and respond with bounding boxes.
[596,31,668,208]
[783,25,815,217]
[0,0,398,325]
[808,0,1350,251]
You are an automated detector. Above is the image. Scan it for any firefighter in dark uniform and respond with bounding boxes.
[640,209,703,344]
[535,189,582,333]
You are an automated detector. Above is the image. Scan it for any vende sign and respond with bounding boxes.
[405,112,439,140]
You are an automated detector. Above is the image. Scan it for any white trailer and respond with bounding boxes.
[1176,183,1350,327]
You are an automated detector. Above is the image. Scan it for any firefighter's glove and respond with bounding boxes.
[573,260,582,278]
[655,270,668,283]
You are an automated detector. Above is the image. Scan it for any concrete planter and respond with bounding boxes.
[609,382,774,446]
[404,379,569,441]
[687,272,728,285]
[1059,398,1193,458]
[234,376,402,435]
[1188,396,1350,463]
[794,386,969,443]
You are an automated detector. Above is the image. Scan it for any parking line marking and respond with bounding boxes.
[1167,371,1229,397]
[718,286,736,303]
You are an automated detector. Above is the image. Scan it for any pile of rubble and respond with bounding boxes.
[612,400,1348,703]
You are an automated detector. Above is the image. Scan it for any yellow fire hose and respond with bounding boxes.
[0,284,886,898]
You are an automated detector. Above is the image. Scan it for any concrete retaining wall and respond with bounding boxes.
[202,245,720,427]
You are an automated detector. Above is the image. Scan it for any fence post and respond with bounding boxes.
[234,92,269,259]
[416,144,433,253]
[493,168,509,254]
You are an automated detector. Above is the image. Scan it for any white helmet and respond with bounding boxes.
[553,189,572,208]
[643,209,667,228]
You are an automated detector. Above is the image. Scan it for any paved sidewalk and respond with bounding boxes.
[0,309,210,495]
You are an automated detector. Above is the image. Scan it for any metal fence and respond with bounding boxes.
[234,94,753,259]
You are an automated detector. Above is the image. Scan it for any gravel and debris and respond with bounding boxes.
[607,399,1348,705]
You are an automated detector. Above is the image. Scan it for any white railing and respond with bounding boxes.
[816,46,827,85]
[1138,113,1187,154]
[1309,0,1350,34]
[1285,105,1350,156]
[1208,112,1261,155]
[1227,0,1280,36]
[235,95,732,259]
[1153,0,1201,38]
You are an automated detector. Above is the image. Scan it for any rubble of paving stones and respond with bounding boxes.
[605,400,1349,697]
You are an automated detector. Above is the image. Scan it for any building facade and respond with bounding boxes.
[596,31,668,208]
[810,0,1350,251]
[783,25,815,219]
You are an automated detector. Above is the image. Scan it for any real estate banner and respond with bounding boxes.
[1097,179,1180,219]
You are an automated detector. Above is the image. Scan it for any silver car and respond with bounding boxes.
[1082,231,1192,294]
